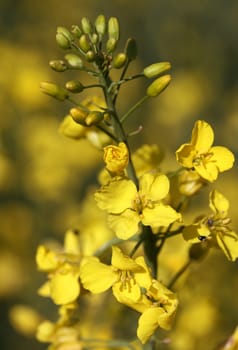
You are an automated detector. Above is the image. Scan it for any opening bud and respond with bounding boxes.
[85,111,104,126]
[113,53,127,69]
[40,82,69,101]
[64,54,84,69]
[65,80,84,93]
[78,34,91,53]
[108,17,120,41]
[146,74,171,97]
[49,60,67,72]
[56,27,73,49]
[70,107,88,125]
[95,14,107,37]
[71,25,82,38]
[143,62,171,78]
[125,38,137,61]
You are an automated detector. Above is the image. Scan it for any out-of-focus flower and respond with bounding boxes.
[176,120,235,182]
[183,190,238,261]
[95,172,181,239]
[36,230,81,305]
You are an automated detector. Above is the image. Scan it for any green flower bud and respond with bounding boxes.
[95,14,106,37]
[71,25,82,38]
[56,27,73,49]
[189,242,209,261]
[146,74,171,97]
[85,111,104,126]
[143,62,171,78]
[65,80,84,93]
[106,38,117,53]
[40,82,69,101]
[78,34,91,53]
[108,17,120,41]
[91,33,98,45]
[85,50,96,62]
[81,17,93,34]
[65,54,84,69]
[124,38,137,61]
[113,53,127,68]
[49,60,67,72]
[70,107,88,125]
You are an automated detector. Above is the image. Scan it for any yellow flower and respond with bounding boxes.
[36,230,82,305]
[183,190,238,261]
[80,246,152,303]
[176,120,235,182]
[103,142,129,174]
[137,280,178,344]
[95,172,181,239]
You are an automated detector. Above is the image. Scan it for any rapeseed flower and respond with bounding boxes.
[183,190,238,261]
[176,120,234,182]
[80,246,152,303]
[95,172,181,239]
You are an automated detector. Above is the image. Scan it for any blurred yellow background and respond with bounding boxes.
[0,1,238,349]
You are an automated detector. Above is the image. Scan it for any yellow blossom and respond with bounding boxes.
[95,172,181,239]
[36,230,82,305]
[80,246,152,303]
[176,120,235,182]
[137,280,178,344]
[103,142,129,174]
[183,190,238,261]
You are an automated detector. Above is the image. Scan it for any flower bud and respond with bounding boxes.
[70,107,88,125]
[108,17,120,41]
[56,27,73,49]
[85,111,104,126]
[64,54,84,69]
[146,74,171,97]
[78,34,91,53]
[106,38,117,53]
[124,38,137,61]
[85,50,96,62]
[71,25,82,38]
[143,62,171,78]
[81,17,93,34]
[40,82,69,101]
[59,115,86,140]
[95,14,106,37]
[189,242,209,261]
[49,60,67,72]
[113,53,127,68]
[65,80,84,93]
[91,33,98,45]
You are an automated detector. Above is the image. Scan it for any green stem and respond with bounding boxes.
[120,95,149,123]
[143,226,158,278]
[167,260,192,289]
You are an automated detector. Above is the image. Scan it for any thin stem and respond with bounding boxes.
[167,260,192,289]
[129,234,144,257]
[120,95,149,123]
[108,74,143,94]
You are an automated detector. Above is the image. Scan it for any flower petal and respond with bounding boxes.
[216,231,238,262]
[209,190,229,215]
[111,246,141,270]
[94,178,137,214]
[50,270,80,305]
[210,146,235,172]
[137,307,163,344]
[139,173,169,201]
[192,120,214,152]
[80,257,118,293]
[194,161,218,182]
[176,143,196,168]
[112,281,141,303]
[142,204,181,228]
[108,210,140,239]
